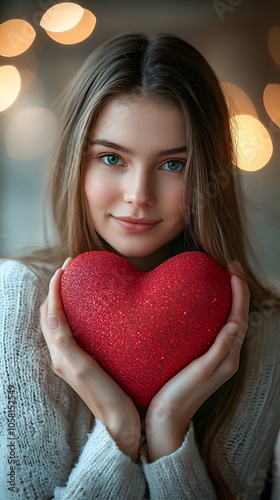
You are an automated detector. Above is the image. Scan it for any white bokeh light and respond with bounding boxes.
[0,65,21,111]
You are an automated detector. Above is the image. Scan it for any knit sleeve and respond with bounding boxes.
[141,421,217,499]
[141,309,280,500]
[213,309,280,499]
[54,419,145,499]
[0,260,146,500]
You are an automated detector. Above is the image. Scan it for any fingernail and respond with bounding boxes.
[226,323,239,335]
[47,316,60,330]
[61,257,71,270]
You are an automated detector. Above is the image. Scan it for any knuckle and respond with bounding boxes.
[51,363,63,377]
[196,367,209,382]
[72,363,87,379]
[224,357,239,378]
[229,357,239,373]
[218,336,233,355]
[53,333,68,350]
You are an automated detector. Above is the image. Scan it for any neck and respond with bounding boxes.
[102,233,186,272]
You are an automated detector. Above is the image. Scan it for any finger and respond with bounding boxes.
[62,257,73,270]
[188,274,249,376]
[46,318,96,377]
[228,260,246,280]
[39,265,94,376]
[227,274,250,339]
[48,268,64,316]
[42,298,86,365]
[40,298,62,352]
[201,323,238,372]
[40,300,53,345]
[204,275,250,375]
[211,275,249,360]
[42,291,93,368]
[40,267,72,349]
[46,256,72,315]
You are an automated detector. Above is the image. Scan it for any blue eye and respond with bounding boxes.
[99,154,123,166]
[161,160,185,172]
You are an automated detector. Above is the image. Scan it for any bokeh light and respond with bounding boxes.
[6,107,57,160]
[263,84,280,128]
[40,3,84,32]
[0,66,21,111]
[231,114,273,171]
[17,70,45,104]
[0,19,36,57]
[44,9,96,45]
[222,82,257,118]
[18,69,38,94]
[268,26,280,67]
[2,70,45,118]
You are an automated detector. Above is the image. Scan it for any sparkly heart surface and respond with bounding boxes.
[61,251,231,407]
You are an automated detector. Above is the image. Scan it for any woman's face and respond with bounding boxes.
[84,96,187,269]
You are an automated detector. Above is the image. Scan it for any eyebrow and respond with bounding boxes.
[90,139,187,157]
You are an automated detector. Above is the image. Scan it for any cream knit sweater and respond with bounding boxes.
[0,259,280,499]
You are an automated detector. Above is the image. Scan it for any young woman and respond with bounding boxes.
[0,32,279,499]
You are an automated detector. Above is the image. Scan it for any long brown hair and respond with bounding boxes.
[12,32,280,498]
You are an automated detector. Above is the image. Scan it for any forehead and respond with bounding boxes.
[92,96,186,151]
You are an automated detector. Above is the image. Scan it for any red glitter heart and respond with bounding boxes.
[61,251,231,407]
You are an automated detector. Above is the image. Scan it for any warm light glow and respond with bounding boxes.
[231,114,273,171]
[222,82,257,118]
[18,69,37,93]
[3,70,45,118]
[40,3,84,32]
[44,8,96,45]
[6,107,57,160]
[0,66,21,112]
[263,84,280,128]
[18,70,45,102]
[0,19,36,57]
[268,26,280,67]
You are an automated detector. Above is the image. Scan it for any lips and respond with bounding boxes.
[112,215,161,233]
[113,216,160,224]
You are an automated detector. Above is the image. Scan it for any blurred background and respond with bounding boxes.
[0,0,280,290]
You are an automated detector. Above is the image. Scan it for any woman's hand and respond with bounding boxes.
[145,272,250,462]
[40,258,141,462]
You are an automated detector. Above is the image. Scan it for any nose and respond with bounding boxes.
[123,168,156,207]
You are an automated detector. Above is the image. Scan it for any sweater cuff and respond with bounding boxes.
[140,421,216,499]
[54,419,146,499]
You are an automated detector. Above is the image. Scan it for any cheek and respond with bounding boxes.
[162,183,185,217]
[84,169,118,207]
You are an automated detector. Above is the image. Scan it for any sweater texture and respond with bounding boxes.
[0,259,280,499]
